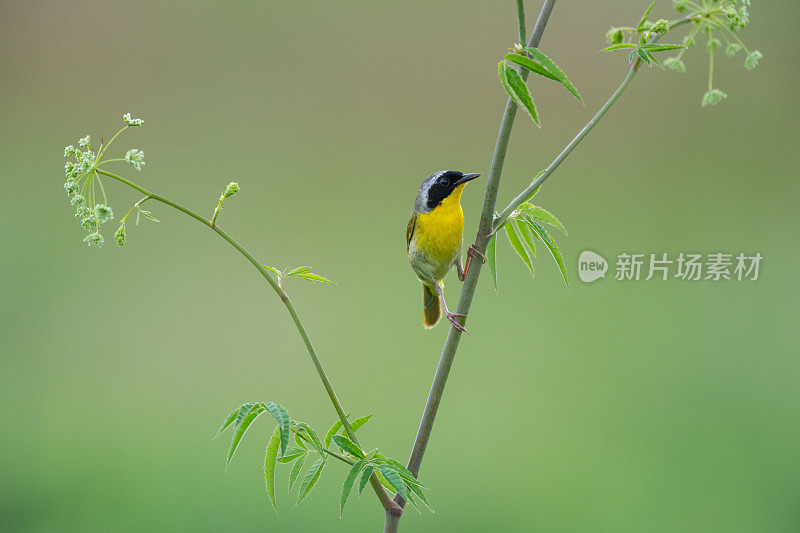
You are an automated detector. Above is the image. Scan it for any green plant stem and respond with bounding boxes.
[210,194,225,227]
[385,7,701,532]
[493,12,699,231]
[708,45,715,90]
[121,195,151,225]
[493,64,639,231]
[94,167,398,513]
[323,448,355,465]
[292,429,356,465]
[383,2,556,532]
[516,0,526,45]
[97,125,127,160]
[94,170,108,204]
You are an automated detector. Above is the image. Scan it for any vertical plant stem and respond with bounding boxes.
[94,168,398,512]
[708,46,715,90]
[383,2,556,532]
[210,194,225,227]
[410,0,554,478]
[516,0,527,45]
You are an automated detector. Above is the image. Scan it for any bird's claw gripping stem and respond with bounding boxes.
[439,293,469,333]
[467,244,487,264]
[445,311,468,333]
[459,244,487,282]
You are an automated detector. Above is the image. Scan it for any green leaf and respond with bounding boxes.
[294,431,308,450]
[505,221,534,277]
[637,1,655,32]
[139,209,160,223]
[515,219,537,258]
[288,453,307,491]
[641,43,684,52]
[350,413,374,432]
[276,448,306,464]
[527,219,569,288]
[324,419,344,449]
[381,460,431,509]
[264,426,281,514]
[296,458,326,505]
[378,466,408,501]
[375,468,397,493]
[504,54,559,81]
[214,408,240,438]
[324,412,367,448]
[340,459,367,516]
[521,205,567,235]
[284,266,311,277]
[264,402,291,456]
[400,474,431,510]
[226,403,266,468]
[294,422,324,455]
[262,265,283,276]
[637,49,652,66]
[384,462,423,487]
[380,458,428,490]
[305,427,324,456]
[486,233,498,291]
[599,43,638,52]
[499,61,539,126]
[358,464,375,496]
[524,48,582,103]
[295,272,335,284]
[402,484,422,514]
[234,402,254,426]
[331,434,366,459]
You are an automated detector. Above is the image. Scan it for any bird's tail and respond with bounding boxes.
[422,283,440,329]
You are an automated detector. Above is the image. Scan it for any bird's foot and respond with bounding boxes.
[467,244,487,264]
[445,311,469,334]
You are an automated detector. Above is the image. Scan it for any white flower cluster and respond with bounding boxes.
[122,112,144,127]
[125,149,145,171]
[664,0,761,107]
[63,136,114,246]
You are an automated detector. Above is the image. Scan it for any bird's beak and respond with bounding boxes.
[455,173,481,186]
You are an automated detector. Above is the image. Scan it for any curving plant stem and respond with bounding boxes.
[493,61,641,231]
[492,12,699,231]
[94,168,399,513]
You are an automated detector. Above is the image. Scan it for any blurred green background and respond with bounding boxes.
[2,0,798,531]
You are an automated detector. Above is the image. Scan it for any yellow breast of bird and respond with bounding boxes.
[413,185,465,266]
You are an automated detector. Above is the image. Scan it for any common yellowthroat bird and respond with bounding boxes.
[407,170,485,333]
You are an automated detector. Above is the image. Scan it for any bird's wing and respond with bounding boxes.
[406,214,416,252]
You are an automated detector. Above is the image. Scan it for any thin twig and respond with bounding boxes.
[492,12,699,231]
[516,0,527,46]
[94,167,399,513]
[210,193,225,227]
